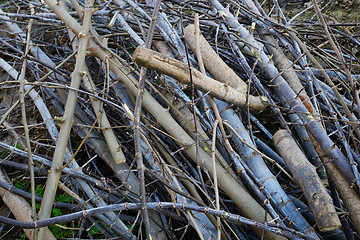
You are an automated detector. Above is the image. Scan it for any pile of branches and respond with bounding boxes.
[0,0,359,239]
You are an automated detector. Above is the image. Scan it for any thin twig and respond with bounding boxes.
[211,120,221,240]
[132,0,161,238]
[18,4,37,236]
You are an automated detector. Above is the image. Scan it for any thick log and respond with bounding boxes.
[309,133,360,235]
[273,130,341,232]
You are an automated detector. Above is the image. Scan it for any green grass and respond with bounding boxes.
[14,180,79,238]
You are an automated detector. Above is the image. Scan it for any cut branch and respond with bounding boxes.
[184,24,248,92]
[132,46,268,112]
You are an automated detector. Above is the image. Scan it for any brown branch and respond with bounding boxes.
[132,46,268,112]
[184,24,248,92]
